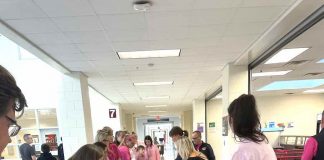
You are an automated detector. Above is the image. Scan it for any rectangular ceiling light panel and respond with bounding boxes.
[145,105,167,108]
[142,96,170,99]
[317,59,324,63]
[118,49,180,59]
[258,79,324,91]
[252,70,292,77]
[134,81,174,86]
[303,89,324,93]
[265,48,309,64]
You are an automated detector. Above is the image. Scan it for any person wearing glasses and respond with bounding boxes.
[0,65,27,155]
[192,131,215,160]
[19,134,36,160]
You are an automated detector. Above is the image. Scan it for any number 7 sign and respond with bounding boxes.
[109,109,117,118]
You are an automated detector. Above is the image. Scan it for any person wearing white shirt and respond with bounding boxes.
[226,94,276,160]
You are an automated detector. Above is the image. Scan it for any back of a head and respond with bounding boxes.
[169,126,184,137]
[41,143,50,153]
[95,129,109,142]
[175,136,195,159]
[0,65,27,116]
[102,126,113,136]
[69,144,103,160]
[93,142,107,151]
[228,94,267,143]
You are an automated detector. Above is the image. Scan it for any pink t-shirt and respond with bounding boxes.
[108,143,121,160]
[227,140,277,160]
[301,137,318,160]
[118,146,131,160]
[146,145,160,160]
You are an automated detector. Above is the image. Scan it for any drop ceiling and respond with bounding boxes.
[0,0,319,115]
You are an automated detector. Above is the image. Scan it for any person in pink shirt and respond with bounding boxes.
[302,110,324,160]
[102,127,121,160]
[118,134,136,160]
[144,135,160,160]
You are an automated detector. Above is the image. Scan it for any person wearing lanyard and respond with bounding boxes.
[192,131,216,160]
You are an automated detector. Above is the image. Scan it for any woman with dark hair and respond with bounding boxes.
[68,144,104,160]
[115,131,126,146]
[37,143,56,160]
[227,94,276,160]
[144,135,160,160]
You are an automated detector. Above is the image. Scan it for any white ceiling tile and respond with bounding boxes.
[224,21,271,36]
[5,19,59,34]
[190,8,236,26]
[241,0,297,7]
[52,16,103,32]
[0,0,47,20]
[64,31,109,43]
[188,25,226,38]
[76,43,114,52]
[148,27,189,40]
[39,44,81,55]
[34,0,95,17]
[89,0,135,15]
[146,11,191,28]
[99,13,146,30]
[25,33,71,45]
[108,28,149,42]
[150,0,194,12]
[112,41,150,51]
[83,51,119,61]
[192,0,243,9]
[231,6,288,23]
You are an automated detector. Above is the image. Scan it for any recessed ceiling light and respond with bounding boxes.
[303,89,324,93]
[258,79,324,91]
[145,105,167,108]
[117,49,180,59]
[317,59,324,63]
[252,70,292,77]
[134,81,174,86]
[142,96,170,100]
[148,111,166,113]
[265,48,309,64]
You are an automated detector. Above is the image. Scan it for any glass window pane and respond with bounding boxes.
[38,109,58,128]
[17,109,36,129]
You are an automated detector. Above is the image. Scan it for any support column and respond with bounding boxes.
[192,99,206,141]
[57,72,94,158]
[221,63,248,158]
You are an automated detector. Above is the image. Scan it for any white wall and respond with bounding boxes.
[206,99,223,160]
[89,87,121,138]
[256,94,324,146]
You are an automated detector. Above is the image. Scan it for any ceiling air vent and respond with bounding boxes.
[304,72,324,77]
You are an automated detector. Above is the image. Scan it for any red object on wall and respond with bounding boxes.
[156,116,160,121]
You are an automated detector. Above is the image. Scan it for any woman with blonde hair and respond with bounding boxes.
[95,127,121,160]
[68,144,104,160]
[175,136,207,160]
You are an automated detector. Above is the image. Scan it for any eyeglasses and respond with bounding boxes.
[6,116,21,137]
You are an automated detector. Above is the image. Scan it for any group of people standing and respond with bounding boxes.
[69,127,161,160]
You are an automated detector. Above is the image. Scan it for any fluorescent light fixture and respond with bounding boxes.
[142,96,170,100]
[317,59,324,63]
[258,79,324,91]
[148,111,167,113]
[252,70,292,77]
[145,105,167,108]
[117,49,180,59]
[303,89,324,93]
[265,48,309,64]
[134,81,174,86]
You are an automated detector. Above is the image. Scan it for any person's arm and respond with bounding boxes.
[154,145,161,160]
[31,155,37,160]
[30,145,37,160]
[207,144,216,160]
[302,137,318,160]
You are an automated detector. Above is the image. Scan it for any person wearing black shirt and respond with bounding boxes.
[192,131,216,160]
[37,143,56,160]
[19,134,36,160]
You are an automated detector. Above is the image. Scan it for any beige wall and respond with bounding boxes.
[193,99,206,141]
[256,94,324,146]
[183,110,193,137]
[206,99,223,160]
